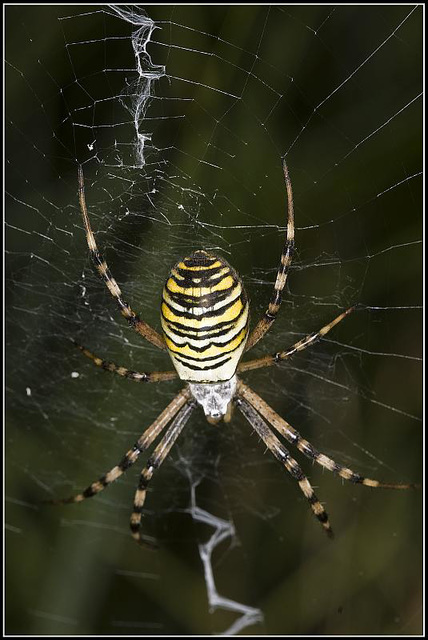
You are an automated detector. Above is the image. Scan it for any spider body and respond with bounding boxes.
[48,162,415,546]
[188,377,237,424]
[161,250,249,384]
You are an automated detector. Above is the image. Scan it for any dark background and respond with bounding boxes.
[6,5,422,635]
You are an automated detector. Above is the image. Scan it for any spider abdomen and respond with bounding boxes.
[161,250,249,383]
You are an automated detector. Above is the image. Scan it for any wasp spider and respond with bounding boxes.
[48,161,415,545]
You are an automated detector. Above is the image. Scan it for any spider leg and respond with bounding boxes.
[235,394,334,538]
[78,166,166,351]
[238,306,354,374]
[245,158,294,352]
[130,399,196,545]
[238,380,417,490]
[45,388,191,506]
[74,342,178,383]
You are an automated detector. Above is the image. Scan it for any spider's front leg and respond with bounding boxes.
[44,389,190,507]
[235,394,334,538]
[238,380,417,491]
[130,400,196,545]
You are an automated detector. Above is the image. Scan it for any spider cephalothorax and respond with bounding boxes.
[46,161,416,546]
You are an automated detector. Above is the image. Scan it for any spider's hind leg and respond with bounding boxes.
[77,165,166,351]
[245,159,295,352]
[74,342,177,383]
[239,306,355,375]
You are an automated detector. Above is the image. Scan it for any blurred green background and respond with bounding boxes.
[6,5,422,635]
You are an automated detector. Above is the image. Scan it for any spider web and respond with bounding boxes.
[5,4,423,635]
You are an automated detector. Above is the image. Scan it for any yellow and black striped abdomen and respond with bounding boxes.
[161,251,249,383]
